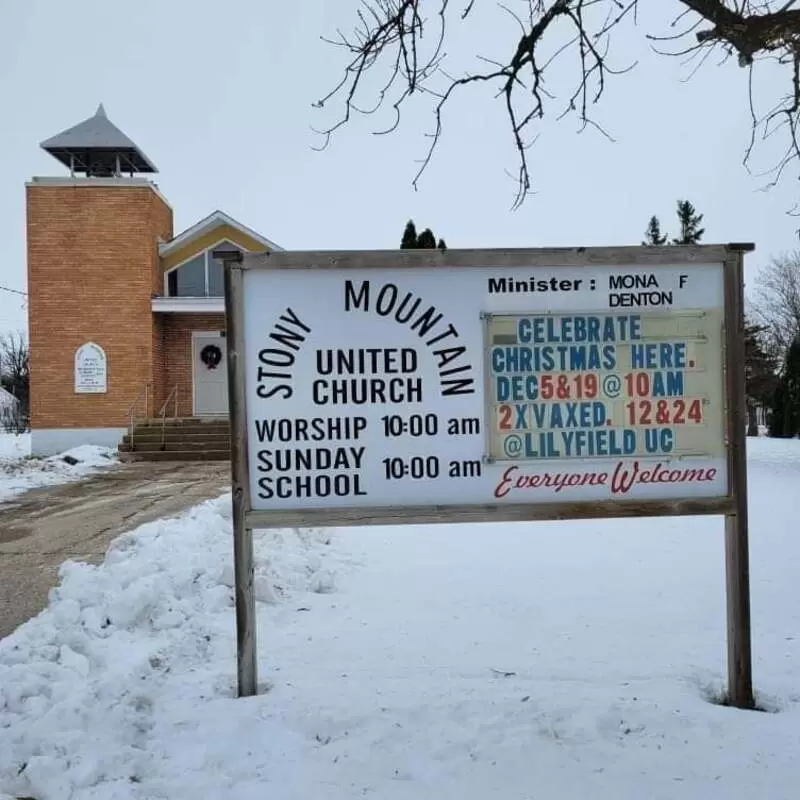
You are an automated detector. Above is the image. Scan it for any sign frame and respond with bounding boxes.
[74,341,108,394]
[219,243,754,709]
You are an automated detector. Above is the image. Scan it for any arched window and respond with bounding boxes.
[166,241,243,297]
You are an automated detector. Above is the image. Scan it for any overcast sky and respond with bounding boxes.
[1,0,797,333]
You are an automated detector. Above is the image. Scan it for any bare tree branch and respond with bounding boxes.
[0,332,29,434]
[315,1,800,207]
[751,251,800,356]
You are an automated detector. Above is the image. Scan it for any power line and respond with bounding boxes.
[0,285,27,297]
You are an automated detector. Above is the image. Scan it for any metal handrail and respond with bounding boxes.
[126,383,150,451]
[158,385,179,450]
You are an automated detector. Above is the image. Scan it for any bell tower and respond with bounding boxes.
[40,103,158,178]
[27,104,173,455]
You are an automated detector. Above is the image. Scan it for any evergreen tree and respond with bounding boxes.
[780,336,800,437]
[768,382,786,438]
[416,228,437,249]
[401,220,418,249]
[769,335,800,438]
[672,200,705,245]
[745,321,779,436]
[399,220,445,249]
[643,215,667,246]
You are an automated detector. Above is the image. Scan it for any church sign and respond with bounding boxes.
[219,243,755,711]
[238,253,728,513]
[74,342,107,394]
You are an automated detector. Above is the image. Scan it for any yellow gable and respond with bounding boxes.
[161,224,269,273]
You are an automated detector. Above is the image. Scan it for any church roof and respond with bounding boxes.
[160,210,283,261]
[40,104,157,174]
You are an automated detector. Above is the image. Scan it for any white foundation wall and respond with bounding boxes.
[31,427,126,456]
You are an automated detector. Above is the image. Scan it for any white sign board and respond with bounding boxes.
[74,342,107,394]
[241,260,727,511]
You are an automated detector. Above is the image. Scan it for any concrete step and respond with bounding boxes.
[122,418,232,462]
[121,432,230,446]
[119,440,232,453]
[120,449,231,462]
[137,417,229,425]
[131,424,230,435]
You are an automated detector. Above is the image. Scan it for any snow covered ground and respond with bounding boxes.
[0,433,28,462]
[0,434,118,502]
[1,437,799,799]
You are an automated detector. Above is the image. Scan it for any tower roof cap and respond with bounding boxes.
[40,104,157,175]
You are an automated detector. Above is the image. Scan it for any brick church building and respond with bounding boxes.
[27,105,280,455]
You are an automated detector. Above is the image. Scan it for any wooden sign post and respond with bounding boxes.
[219,244,754,709]
[722,246,754,709]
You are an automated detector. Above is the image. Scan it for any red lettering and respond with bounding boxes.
[611,460,717,495]
[492,461,717,499]
[611,461,637,494]
[495,465,518,498]
[493,467,609,497]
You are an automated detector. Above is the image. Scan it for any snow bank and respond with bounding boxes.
[0,440,117,502]
[0,495,346,799]
[0,432,29,461]
[1,440,800,799]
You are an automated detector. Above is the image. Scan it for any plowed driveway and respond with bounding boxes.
[0,461,230,639]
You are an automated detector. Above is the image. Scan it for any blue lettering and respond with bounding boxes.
[493,346,539,374]
[652,371,684,397]
[560,428,637,457]
[622,428,637,454]
[630,343,652,369]
[515,314,643,345]
[504,347,519,372]
[631,342,688,370]
[523,432,561,458]
[496,376,510,401]
[528,401,608,429]
[644,428,674,453]
[502,376,538,401]
[592,402,607,426]
[492,347,506,373]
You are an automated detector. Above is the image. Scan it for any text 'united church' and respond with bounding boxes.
[254,280,477,404]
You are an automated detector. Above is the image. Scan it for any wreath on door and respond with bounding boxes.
[200,344,223,370]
